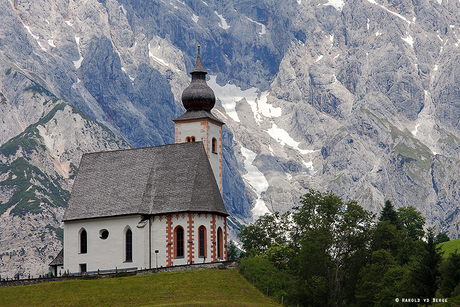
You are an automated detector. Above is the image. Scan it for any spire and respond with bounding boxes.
[190,45,207,74]
[181,45,216,111]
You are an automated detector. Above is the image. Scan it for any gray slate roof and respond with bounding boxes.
[173,110,223,124]
[49,249,63,266]
[63,142,228,221]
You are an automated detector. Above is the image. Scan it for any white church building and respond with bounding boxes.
[56,46,228,274]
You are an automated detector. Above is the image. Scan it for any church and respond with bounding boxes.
[56,46,228,274]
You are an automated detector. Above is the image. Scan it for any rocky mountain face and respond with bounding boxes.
[1,0,460,277]
[0,59,130,277]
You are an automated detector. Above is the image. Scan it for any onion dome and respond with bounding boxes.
[181,45,216,111]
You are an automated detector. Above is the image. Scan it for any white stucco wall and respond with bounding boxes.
[64,213,227,272]
[150,214,168,268]
[207,122,223,194]
[63,215,148,274]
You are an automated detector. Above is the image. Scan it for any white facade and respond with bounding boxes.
[63,213,227,273]
[63,215,148,273]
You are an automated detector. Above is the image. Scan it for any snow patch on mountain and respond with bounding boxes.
[23,25,46,52]
[246,91,282,124]
[192,14,199,23]
[402,35,414,47]
[215,11,230,29]
[323,0,345,11]
[245,16,266,36]
[208,76,281,123]
[406,90,439,155]
[366,0,411,24]
[240,146,270,218]
[267,123,317,156]
[412,123,420,136]
[148,43,180,71]
[208,75,244,122]
[73,56,84,69]
[121,67,135,82]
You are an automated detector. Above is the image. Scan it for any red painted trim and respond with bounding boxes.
[166,214,173,267]
[175,124,181,143]
[210,214,216,262]
[187,213,194,264]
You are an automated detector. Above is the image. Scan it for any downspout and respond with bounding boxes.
[149,216,152,269]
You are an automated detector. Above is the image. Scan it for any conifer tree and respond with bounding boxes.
[379,200,401,229]
[410,228,442,298]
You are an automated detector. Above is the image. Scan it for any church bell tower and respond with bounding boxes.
[173,46,224,194]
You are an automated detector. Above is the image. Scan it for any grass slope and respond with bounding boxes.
[0,269,281,307]
[439,238,460,258]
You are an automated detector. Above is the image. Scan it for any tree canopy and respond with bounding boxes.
[237,191,449,307]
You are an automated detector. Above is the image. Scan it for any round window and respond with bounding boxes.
[99,229,109,240]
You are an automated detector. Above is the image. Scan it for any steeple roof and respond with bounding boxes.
[190,45,207,74]
[181,45,216,111]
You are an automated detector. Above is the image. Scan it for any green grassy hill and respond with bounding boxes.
[439,238,460,258]
[0,269,281,307]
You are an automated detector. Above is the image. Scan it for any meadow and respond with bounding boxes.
[0,269,280,307]
[439,238,460,258]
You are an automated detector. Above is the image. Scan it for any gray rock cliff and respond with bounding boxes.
[1,0,460,278]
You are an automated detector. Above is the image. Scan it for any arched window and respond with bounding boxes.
[80,229,87,254]
[175,226,184,258]
[199,226,207,258]
[212,138,217,153]
[185,137,190,142]
[125,228,132,262]
[191,136,196,142]
[217,227,223,259]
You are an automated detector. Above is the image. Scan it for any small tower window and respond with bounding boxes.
[80,229,87,254]
[125,228,132,262]
[175,226,184,258]
[191,136,196,142]
[185,137,191,142]
[212,138,217,154]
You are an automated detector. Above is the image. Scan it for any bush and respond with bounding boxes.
[435,233,450,245]
[227,240,241,261]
